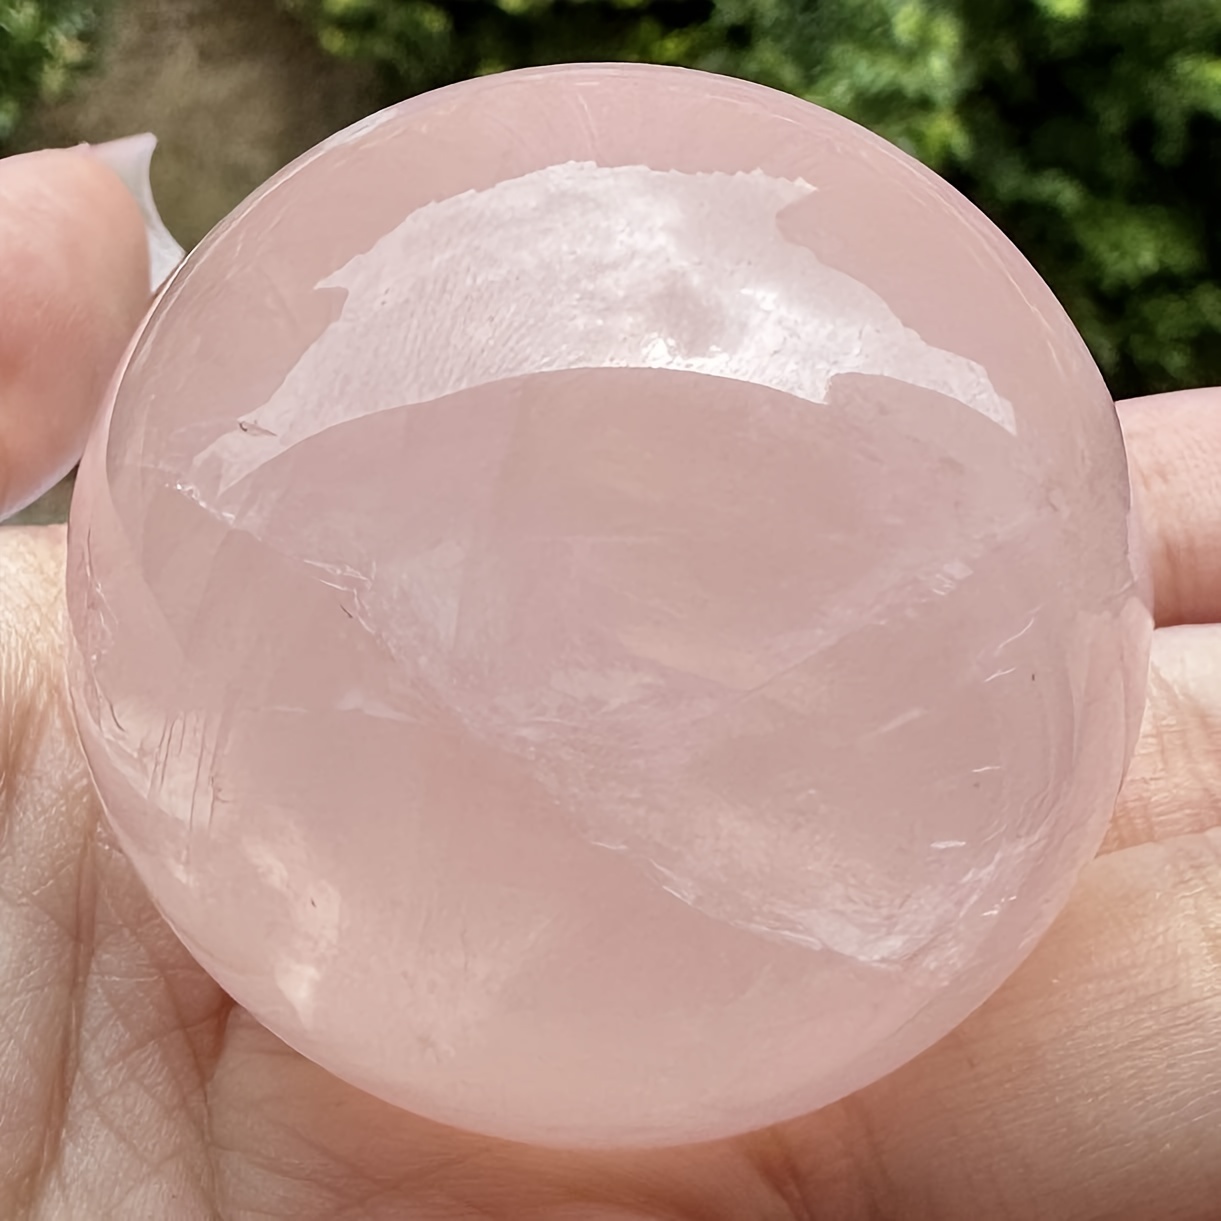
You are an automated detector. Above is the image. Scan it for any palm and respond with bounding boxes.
[1,152,1219,1221]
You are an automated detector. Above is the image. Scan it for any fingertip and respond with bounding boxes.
[0,147,151,518]
[1118,388,1221,627]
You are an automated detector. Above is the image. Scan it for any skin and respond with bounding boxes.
[0,149,1218,1221]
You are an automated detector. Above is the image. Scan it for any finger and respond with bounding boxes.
[1101,624,1221,854]
[0,148,148,519]
[1120,388,1221,628]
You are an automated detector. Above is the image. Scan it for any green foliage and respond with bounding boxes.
[289,0,1221,397]
[0,0,105,147]
[281,0,715,92]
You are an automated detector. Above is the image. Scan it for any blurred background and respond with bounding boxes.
[1,0,1220,517]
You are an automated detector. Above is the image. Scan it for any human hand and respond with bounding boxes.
[0,147,1217,1221]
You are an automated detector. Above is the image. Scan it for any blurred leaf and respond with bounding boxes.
[1033,0,1088,21]
[0,0,106,145]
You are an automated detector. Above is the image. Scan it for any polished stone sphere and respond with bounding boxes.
[66,64,1150,1147]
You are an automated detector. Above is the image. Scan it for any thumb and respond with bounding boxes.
[0,147,149,519]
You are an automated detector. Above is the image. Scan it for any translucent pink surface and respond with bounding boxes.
[66,64,1151,1147]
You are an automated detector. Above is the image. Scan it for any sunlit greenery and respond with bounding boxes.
[0,0,104,146]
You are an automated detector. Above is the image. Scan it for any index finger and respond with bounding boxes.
[0,149,149,520]
[1120,388,1221,628]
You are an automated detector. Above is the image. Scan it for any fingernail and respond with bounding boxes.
[84,135,186,293]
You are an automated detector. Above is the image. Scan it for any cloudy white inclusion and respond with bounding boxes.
[195,160,1013,495]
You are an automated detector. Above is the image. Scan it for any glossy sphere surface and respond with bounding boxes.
[67,65,1150,1147]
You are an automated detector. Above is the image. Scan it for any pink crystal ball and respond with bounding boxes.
[66,64,1150,1147]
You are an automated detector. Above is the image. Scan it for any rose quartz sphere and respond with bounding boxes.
[66,64,1150,1148]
